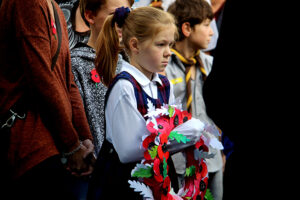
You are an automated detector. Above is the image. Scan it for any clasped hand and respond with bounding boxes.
[65,139,96,177]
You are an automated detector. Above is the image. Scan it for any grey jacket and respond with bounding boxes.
[71,44,122,154]
[165,51,222,173]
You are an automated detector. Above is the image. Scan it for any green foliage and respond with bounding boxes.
[204,189,214,200]
[169,131,191,143]
[163,157,168,179]
[168,106,174,117]
[132,166,153,178]
[148,146,158,159]
[185,165,196,177]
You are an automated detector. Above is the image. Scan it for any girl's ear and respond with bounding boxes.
[129,37,139,54]
[181,22,192,37]
[84,10,95,25]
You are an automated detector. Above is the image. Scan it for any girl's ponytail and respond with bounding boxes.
[94,15,119,87]
[95,7,130,87]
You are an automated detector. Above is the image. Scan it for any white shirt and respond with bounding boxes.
[106,62,203,163]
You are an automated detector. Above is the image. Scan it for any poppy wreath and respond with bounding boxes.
[128,102,217,200]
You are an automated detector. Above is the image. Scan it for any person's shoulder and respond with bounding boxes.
[113,72,136,88]
[71,46,95,73]
[12,0,47,13]
[107,77,135,105]
[200,51,213,62]
[167,53,183,68]
[114,78,134,91]
[71,44,95,60]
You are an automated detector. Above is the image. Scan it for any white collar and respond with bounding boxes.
[121,61,163,87]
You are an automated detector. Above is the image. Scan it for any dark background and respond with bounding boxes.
[203,0,297,199]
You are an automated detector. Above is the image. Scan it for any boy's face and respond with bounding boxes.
[188,19,214,50]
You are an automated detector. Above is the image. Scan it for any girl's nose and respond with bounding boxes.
[165,46,172,57]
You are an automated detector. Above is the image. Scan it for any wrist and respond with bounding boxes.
[61,141,83,164]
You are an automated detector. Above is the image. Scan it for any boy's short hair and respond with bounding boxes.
[167,0,213,41]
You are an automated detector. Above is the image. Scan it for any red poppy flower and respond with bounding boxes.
[146,121,158,134]
[153,158,164,183]
[144,151,152,160]
[200,177,208,193]
[196,159,208,180]
[195,138,209,152]
[161,176,172,200]
[156,117,172,133]
[169,108,192,130]
[143,133,157,149]
[143,178,162,200]
[143,133,157,160]
[181,110,192,122]
[91,68,100,83]
[157,132,170,160]
[169,108,183,129]
[193,176,208,200]
[51,19,56,35]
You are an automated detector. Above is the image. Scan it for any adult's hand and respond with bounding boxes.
[66,139,95,177]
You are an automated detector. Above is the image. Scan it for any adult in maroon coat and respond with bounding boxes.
[0,0,94,199]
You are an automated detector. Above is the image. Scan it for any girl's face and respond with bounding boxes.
[188,18,214,50]
[133,25,176,80]
[93,0,130,35]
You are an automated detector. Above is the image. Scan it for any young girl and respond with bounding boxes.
[88,6,204,199]
[70,1,133,199]
[71,0,133,159]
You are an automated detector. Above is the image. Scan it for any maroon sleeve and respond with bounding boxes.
[55,3,93,141]
[68,62,93,141]
[13,0,91,151]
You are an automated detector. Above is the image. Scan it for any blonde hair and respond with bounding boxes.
[95,6,177,87]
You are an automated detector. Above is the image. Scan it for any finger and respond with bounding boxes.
[80,165,94,176]
[82,139,94,158]
[85,152,96,165]
[71,167,87,177]
[71,171,81,177]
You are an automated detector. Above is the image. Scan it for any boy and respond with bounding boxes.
[166,0,224,199]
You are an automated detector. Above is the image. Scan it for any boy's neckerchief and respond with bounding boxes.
[170,48,207,113]
[171,48,207,79]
